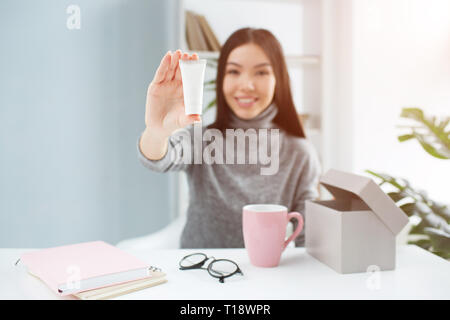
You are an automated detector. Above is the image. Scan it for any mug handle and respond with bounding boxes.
[283,212,304,251]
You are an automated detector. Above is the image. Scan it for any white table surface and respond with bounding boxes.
[1,245,449,300]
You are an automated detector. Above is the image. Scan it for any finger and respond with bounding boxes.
[164,50,178,82]
[174,62,182,81]
[168,50,182,81]
[189,53,199,61]
[180,52,189,61]
[175,52,190,81]
[154,51,172,83]
[153,51,171,84]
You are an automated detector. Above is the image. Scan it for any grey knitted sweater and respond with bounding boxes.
[137,104,321,248]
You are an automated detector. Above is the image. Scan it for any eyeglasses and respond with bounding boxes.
[179,253,244,283]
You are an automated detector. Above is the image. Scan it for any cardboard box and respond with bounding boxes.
[305,169,409,274]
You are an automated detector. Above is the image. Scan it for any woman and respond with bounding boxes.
[138,28,321,248]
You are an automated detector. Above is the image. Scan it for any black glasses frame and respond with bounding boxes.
[179,252,244,283]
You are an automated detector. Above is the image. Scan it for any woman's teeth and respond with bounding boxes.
[236,97,257,107]
[238,98,255,103]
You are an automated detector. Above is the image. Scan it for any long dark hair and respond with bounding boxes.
[207,27,306,138]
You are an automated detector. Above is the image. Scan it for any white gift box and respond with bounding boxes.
[305,169,409,274]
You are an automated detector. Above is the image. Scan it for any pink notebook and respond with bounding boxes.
[20,241,153,296]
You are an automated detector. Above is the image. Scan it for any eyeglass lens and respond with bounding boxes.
[208,260,238,277]
[180,253,207,268]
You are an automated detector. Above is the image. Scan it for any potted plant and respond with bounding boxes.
[367,108,450,260]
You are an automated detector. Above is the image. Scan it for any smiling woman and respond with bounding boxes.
[222,43,276,119]
[138,27,321,248]
[210,28,305,138]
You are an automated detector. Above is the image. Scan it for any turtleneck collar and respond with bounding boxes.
[228,103,278,130]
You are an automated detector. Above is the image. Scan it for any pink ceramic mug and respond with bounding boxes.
[242,204,304,267]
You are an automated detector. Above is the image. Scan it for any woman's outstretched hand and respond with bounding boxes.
[145,50,201,139]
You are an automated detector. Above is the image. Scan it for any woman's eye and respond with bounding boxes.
[256,70,269,76]
[226,69,239,75]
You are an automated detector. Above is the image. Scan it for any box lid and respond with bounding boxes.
[320,169,409,235]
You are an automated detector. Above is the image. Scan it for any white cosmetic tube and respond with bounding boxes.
[179,59,207,115]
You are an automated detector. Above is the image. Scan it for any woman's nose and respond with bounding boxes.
[239,75,255,91]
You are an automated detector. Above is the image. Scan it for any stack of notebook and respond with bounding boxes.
[19,241,167,300]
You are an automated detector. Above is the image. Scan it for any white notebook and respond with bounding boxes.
[74,270,167,300]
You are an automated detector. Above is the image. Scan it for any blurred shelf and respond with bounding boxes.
[187,50,219,60]
[187,50,321,67]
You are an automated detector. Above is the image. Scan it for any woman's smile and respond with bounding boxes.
[235,96,259,108]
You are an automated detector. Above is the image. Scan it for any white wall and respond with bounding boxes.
[321,0,355,177]
[0,0,176,247]
[352,0,450,203]
[323,0,449,203]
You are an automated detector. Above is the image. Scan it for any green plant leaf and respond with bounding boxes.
[431,202,450,223]
[203,98,216,112]
[407,238,432,250]
[421,212,448,229]
[398,134,415,142]
[365,170,389,181]
[366,168,449,260]
[430,251,450,260]
[409,219,428,235]
[415,201,433,216]
[399,202,418,216]
[387,192,408,203]
[400,108,424,120]
[398,107,450,159]
[204,79,216,86]
[438,118,449,131]
[424,227,450,253]
[365,170,405,190]
[415,135,449,159]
